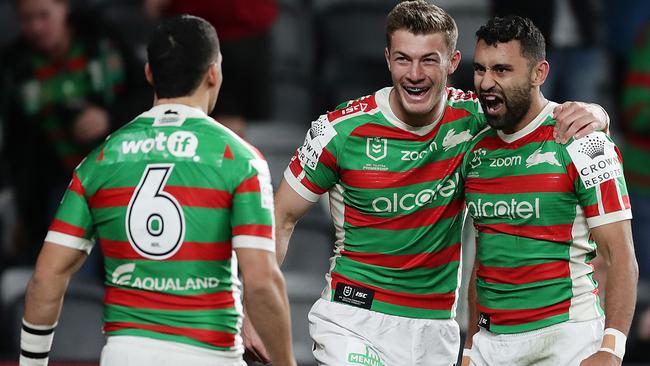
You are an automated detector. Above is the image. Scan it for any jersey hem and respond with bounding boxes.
[232,236,275,252]
[283,168,320,202]
[45,231,93,254]
[587,209,632,228]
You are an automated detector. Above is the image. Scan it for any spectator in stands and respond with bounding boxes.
[0,0,145,266]
[144,0,278,138]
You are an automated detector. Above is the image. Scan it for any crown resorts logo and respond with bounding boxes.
[577,136,605,159]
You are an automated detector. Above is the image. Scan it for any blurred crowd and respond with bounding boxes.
[0,0,648,363]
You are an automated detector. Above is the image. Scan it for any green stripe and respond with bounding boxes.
[105,328,233,351]
[104,304,238,333]
[477,233,570,267]
[343,216,461,254]
[93,207,232,242]
[334,257,460,295]
[488,313,569,334]
[370,300,451,319]
[477,278,572,310]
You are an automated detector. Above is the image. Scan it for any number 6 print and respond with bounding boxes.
[126,164,185,260]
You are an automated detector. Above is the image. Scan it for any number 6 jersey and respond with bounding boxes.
[45,104,275,352]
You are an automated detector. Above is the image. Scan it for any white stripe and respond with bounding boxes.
[587,210,633,228]
[596,185,605,216]
[615,178,626,211]
[232,235,275,252]
[322,184,346,301]
[230,252,244,351]
[283,167,320,202]
[568,205,601,322]
[44,231,93,254]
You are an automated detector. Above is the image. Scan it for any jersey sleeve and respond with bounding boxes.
[45,172,96,254]
[565,132,632,228]
[283,114,341,202]
[231,158,275,252]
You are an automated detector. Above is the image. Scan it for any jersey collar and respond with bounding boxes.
[496,101,558,143]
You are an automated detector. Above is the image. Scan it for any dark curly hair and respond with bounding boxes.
[476,16,545,66]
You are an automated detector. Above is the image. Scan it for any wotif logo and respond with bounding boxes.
[122,131,199,158]
[467,198,540,220]
[372,173,459,212]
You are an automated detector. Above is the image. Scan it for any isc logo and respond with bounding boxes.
[122,131,199,159]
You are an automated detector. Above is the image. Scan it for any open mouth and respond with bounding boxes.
[403,86,431,98]
[481,94,505,114]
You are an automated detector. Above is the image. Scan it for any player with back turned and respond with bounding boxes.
[18,15,295,366]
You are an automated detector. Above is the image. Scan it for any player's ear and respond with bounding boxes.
[447,49,461,75]
[531,60,549,87]
[144,63,154,86]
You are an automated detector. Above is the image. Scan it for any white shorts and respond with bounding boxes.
[100,335,246,366]
[469,317,604,366]
[308,298,461,366]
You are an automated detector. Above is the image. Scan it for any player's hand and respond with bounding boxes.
[73,106,110,143]
[242,316,271,364]
[552,102,608,144]
[461,354,472,366]
[579,350,622,366]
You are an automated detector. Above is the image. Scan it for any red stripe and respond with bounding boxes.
[104,322,235,348]
[625,134,650,150]
[166,186,232,208]
[466,173,572,194]
[625,72,650,88]
[69,172,86,196]
[67,56,88,72]
[341,243,460,270]
[49,219,86,237]
[328,95,378,122]
[478,299,571,326]
[89,186,232,209]
[331,273,456,310]
[35,64,58,80]
[583,203,599,218]
[599,180,623,214]
[236,176,261,193]
[341,156,463,189]
[478,261,570,285]
[476,223,573,242]
[475,125,555,150]
[288,154,329,195]
[320,148,338,172]
[345,198,463,230]
[100,239,232,261]
[104,287,234,311]
[232,224,272,238]
[89,187,133,208]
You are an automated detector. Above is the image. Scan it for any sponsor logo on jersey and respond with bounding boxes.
[341,102,369,116]
[371,173,459,213]
[489,155,522,168]
[526,148,561,168]
[366,137,388,161]
[251,159,274,210]
[467,198,540,220]
[121,131,199,160]
[347,346,385,366]
[297,115,337,170]
[442,129,473,151]
[470,148,487,169]
[567,134,623,189]
[111,263,220,291]
[400,142,438,161]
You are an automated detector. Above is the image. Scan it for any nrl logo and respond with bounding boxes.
[366,137,387,161]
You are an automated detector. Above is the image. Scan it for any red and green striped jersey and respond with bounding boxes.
[622,25,650,195]
[45,104,275,352]
[462,102,632,334]
[285,87,486,319]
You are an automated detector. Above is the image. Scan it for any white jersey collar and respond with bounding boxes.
[375,87,446,136]
[497,101,558,143]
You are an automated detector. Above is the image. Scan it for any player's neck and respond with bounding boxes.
[153,95,209,115]
[506,91,548,134]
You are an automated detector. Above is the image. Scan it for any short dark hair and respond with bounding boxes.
[147,15,220,98]
[475,16,545,65]
[385,0,458,53]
